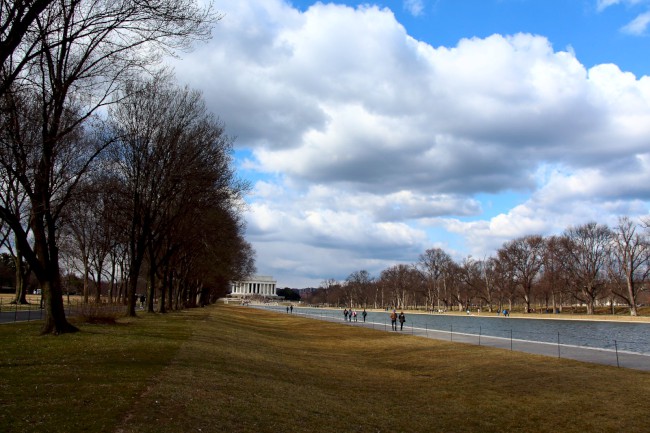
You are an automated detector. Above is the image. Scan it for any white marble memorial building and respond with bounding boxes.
[230,275,278,297]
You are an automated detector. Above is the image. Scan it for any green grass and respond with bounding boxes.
[2,305,650,433]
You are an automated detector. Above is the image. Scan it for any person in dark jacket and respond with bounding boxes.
[398,312,406,331]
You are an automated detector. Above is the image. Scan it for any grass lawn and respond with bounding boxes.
[2,304,649,433]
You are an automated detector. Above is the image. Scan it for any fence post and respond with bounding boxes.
[557,332,561,358]
[479,326,481,346]
[510,329,513,351]
[614,340,620,368]
[450,324,453,342]
[425,323,428,338]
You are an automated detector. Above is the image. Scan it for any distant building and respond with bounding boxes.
[230,275,278,297]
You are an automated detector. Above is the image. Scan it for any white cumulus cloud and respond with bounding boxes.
[169,0,650,286]
[404,0,425,16]
[622,10,650,34]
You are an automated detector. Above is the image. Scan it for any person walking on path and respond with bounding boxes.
[362,309,367,322]
[290,305,293,314]
[344,309,348,321]
[398,311,406,331]
[352,310,357,322]
[390,310,397,331]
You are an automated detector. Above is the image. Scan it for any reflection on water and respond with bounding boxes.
[258,306,650,354]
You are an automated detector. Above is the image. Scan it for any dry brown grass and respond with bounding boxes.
[2,304,650,433]
[118,305,650,433]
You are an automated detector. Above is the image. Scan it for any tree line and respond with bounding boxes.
[304,218,650,316]
[0,0,255,334]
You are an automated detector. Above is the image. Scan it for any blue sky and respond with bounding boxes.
[290,0,650,75]
[171,0,650,287]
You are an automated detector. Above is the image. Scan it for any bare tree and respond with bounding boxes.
[191,207,254,308]
[457,256,482,311]
[379,264,419,309]
[0,0,56,97]
[318,279,343,307]
[609,216,649,316]
[86,183,115,304]
[418,247,453,312]
[345,270,373,308]
[302,280,334,307]
[539,235,570,313]
[314,278,339,307]
[477,256,498,312]
[0,90,35,304]
[0,229,32,304]
[0,0,217,334]
[492,255,517,312]
[561,222,612,314]
[108,74,247,315]
[0,85,88,332]
[497,235,544,313]
[60,183,96,303]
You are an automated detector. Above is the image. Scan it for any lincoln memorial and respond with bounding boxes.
[230,275,278,297]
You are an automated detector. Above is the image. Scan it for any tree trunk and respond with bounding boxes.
[13,263,28,304]
[40,276,78,334]
[586,299,594,315]
[108,258,116,304]
[626,280,638,316]
[159,279,167,313]
[173,279,181,310]
[147,267,156,313]
[30,193,78,334]
[119,259,127,305]
[126,219,147,316]
[94,262,103,304]
[34,242,78,334]
[126,263,140,317]
[83,255,90,304]
[199,284,209,307]
[12,243,28,304]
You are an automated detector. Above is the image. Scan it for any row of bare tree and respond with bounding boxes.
[0,0,254,334]
[305,218,650,316]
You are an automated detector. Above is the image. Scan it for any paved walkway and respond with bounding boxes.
[0,309,44,324]
[290,310,650,372]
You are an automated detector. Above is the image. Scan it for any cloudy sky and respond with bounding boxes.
[169,0,650,288]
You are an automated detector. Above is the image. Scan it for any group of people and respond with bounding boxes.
[389,309,406,331]
[343,308,367,322]
[342,308,406,331]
